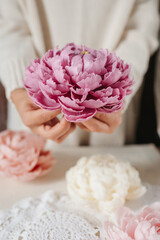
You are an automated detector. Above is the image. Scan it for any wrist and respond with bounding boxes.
[11,88,26,103]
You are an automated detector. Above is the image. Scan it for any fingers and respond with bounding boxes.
[22,108,61,127]
[55,123,76,143]
[43,117,60,131]
[81,117,110,133]
[77,111,122,134]
[76,123,91,132]
[11,88,61,127]
[11,88,75,143]
[95,111,122,130]
[31,117,75,142]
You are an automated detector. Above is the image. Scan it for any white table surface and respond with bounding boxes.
[0,144,160,209]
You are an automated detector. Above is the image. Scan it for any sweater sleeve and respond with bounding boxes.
[115,0,159,112]
[0,0,38,99]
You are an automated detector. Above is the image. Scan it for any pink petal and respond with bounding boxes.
[116,207,138,238]
[83,99,105,108]
[76,73,102,90]
[83,50,108,75]
[101,222,132,240]
[62,108,96,122]
[70,87,89,103]
[103,69,122,86]
[30,91,61,110]
[134,221,159,240]
[59,96,85,111]
[65,55,83,76]
[39,81,62,97]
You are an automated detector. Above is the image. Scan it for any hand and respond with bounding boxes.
[11,88,75,143]
[77,111,122,134]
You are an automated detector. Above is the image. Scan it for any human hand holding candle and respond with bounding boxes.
[14,43,134,140]
[11,88,75,143]
[23,43,133,123]
[77,111,122,133]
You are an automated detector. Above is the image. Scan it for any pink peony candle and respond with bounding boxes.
[0,130,56,181]
[24,43,134,122]
[101,202,160,240]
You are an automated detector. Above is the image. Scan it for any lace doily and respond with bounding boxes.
[0,191,100,240]
[0,183,160,240]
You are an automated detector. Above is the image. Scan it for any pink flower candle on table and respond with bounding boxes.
[0,130,56,181]
[101,202,160,240]
[24,43,134,122]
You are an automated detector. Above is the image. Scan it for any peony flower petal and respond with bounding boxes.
[70,87,89,103]
[46,78,70,93]
[97,103,123,113]
[134,221,159,240]
[76,73,102,90]
[83,50,108,75]
[39,81,62,97]
[65,55,83,76]
[83,99,105,108]
[30,91,61,110]
[101,222,133,240]
[53,68,70,84]
[116,207,138,238]
[103,69,122,86]
[62,108,96,122]
[0,130,56,181]
[59,96,85,110]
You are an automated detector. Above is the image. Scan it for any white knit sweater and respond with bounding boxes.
[0,0,159,146]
